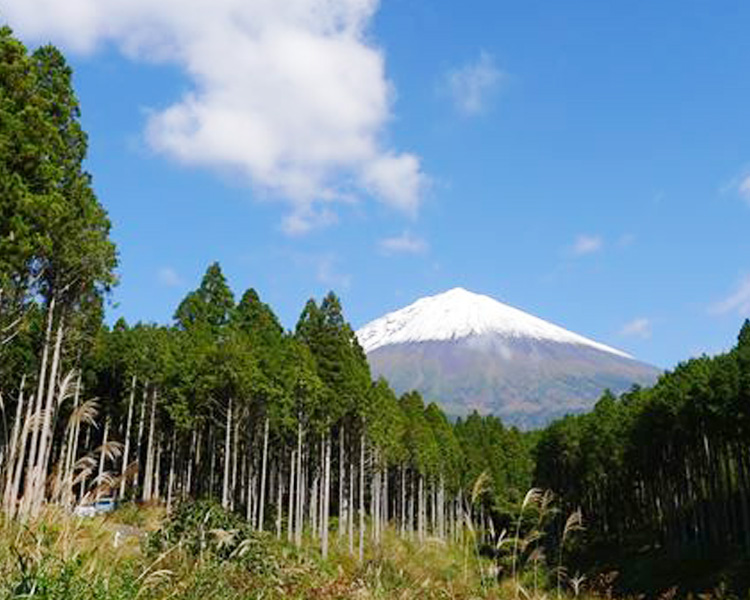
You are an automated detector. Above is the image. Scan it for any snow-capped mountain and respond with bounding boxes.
[356,288,660,428]
[358,287,631,357]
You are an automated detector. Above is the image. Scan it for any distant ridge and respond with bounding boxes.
[357,288,660,428]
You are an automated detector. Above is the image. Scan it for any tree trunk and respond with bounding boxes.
[3,375,26,515]
[322,431,332,559]
[276,459,283,539]
[349,454,355,555]
[338,422,345,539]
[96,417,110,500]
[288,449,295,543]
[65,374,83,506]
[295,421,303,547]
[135,383,147,490]
[231,407,240,511]
[222,398,233,509]
[257,418,269,531]
[186,429,196,500]
[119,375,137,499]
[29,313,65,517]
[358,429,365,563]
[21,295,55,518]
[142,388,157,502]
[166,430,177,512]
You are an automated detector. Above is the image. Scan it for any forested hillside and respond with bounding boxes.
[535,322,750,592]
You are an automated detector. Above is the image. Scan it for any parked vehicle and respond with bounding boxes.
[73,497,116,518]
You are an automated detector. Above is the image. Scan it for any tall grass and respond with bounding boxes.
[0,496,601,600]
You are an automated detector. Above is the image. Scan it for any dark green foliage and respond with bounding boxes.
[534,326,750,596]
[146,500,276,573]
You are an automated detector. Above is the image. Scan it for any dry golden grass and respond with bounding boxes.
[0,504,601,600]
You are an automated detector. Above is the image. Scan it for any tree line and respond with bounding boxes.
[535,321,750,561]
[0,26,533,559]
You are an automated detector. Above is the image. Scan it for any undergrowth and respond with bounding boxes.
[0,501,714,600]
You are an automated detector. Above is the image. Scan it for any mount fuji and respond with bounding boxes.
[356,288,660,428]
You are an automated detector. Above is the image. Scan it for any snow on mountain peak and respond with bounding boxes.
[356,288,632,359]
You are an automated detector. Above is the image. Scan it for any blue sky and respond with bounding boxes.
[3,0,750,369]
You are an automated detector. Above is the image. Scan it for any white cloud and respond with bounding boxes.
[620,317,652,339]
[379,231,428,255]
[571,234,603,256]
[3,0,426,232]
[740,175,750,205]
[314,254,351,290]
[618,233,636,248]
[157,266,182,287]
[445,51,503,116]
[710,275,750,316]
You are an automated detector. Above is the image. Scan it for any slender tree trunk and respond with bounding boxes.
[143,388,157,502]
[153,433,163,501]
[338,422,345,539]
[3,375,26,515]
[295,421,303,547]
[135,383,147,489]
[222,398,233,509]
[408,471,416,539]
[186,429,196,499]
[21,295,55,518]
[257,418,269,531]
[96,417,110,500]
[384,464,389,530]
[418,474,425,543]
[120,376,136,499]
[311,461,318,539]
[400,466,406,537]
[358,429,365,563]
[276,459,283,539]
[29,313,65,517]
[288,449,296,543]
[348,454,355,555]
[79,425,92,502]
[322,431,332,558]
[166,430,177,512]
[231,408,240,511]
[64,374,83,507]
[373,455,381,545]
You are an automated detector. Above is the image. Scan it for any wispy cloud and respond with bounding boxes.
[710,275,750,316]
[3,0,427,233]
[379,231,428,255]
[620,317,652,339]
[311,254,351,290]
[618,233,636,248]
[444,51,503,116]
[740,175,750,206]
[157,266,183,287]
[571,234,604,256]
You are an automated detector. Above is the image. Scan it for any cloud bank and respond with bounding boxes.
[2,0,426,232]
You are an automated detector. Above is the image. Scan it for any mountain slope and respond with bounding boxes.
[356,288,660,428]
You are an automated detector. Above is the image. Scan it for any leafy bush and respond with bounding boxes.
[146,500,277,575]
